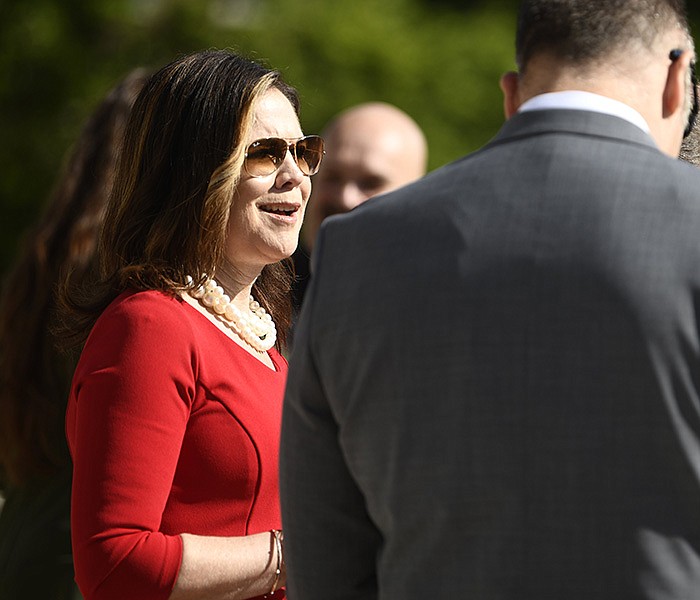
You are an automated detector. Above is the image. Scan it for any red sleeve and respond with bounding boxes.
[67,292,196,600]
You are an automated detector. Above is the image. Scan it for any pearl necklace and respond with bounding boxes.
[188,276,277,352]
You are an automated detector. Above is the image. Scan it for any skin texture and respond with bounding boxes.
[227,88,311,274]
[302,102,427,250]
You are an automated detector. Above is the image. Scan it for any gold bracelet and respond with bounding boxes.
[268,529,283,596]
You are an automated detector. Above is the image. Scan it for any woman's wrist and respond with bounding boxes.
[264,529,284,597]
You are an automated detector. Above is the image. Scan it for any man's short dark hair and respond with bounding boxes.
[515,0,690,72]
[680,109,700,166]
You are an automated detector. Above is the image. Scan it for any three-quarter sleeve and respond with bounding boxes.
[66,292,197,600]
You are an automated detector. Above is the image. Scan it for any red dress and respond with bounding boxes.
[66,290,287,600]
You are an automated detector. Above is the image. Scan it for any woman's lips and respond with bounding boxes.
[258,201,301,223]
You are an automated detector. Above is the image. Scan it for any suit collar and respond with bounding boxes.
[491,109,659,151]
[519,91,650,134]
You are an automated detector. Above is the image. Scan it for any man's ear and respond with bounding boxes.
[663,50,691,121]
[500,71,521,119]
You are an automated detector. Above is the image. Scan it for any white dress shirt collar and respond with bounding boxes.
[518,91,651,133]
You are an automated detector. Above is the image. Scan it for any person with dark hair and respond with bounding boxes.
[57,49,322,600]
[0,67,149,600]
[281,1,700,599]
[680,96,700,164]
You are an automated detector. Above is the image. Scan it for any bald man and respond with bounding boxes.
[292,102,428,312]
[303,102,428,251]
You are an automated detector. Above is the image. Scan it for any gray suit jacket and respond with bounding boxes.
[281,109,700,600]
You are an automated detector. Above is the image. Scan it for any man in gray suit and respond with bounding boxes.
[280,1,700,598]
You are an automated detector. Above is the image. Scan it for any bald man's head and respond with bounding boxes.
[303,102,427,249]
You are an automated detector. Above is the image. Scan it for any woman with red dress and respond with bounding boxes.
[58,49,324,600]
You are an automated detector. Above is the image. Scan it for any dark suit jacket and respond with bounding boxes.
[281,109,700,600]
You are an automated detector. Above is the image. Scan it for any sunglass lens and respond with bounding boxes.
[245,138,287,177]
[295,136,325,176]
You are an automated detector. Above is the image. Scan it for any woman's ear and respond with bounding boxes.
[500,71,521,119]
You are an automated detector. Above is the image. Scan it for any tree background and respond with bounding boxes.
[1,0,698,275]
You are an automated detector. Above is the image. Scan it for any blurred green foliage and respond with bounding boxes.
[0,0,518,274]
[0,0,697,274]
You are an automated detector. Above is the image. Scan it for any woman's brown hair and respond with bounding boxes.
[58,50,300,353]
[0,69,150,488]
